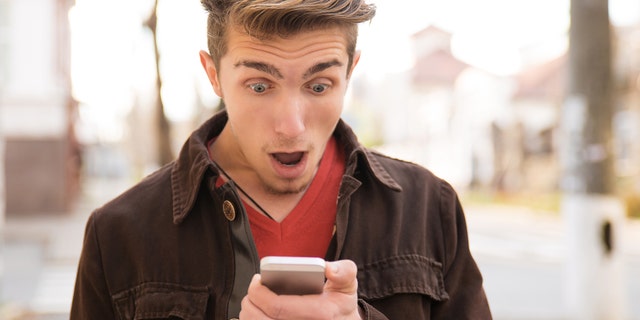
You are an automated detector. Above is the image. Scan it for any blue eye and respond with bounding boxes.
[311,84,328,93]
[249,83,268,93]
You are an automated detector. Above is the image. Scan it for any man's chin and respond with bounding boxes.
[265,179,310,196]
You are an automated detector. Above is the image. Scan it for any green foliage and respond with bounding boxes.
[623,194,640,219]
[462,190,562,214]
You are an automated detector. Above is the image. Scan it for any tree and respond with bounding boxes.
[564,0,614,193]
[561,0,627,318]
[145,0,174,166]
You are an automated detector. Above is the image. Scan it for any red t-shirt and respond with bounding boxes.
[247,137,344,259]
[211,137,345,260]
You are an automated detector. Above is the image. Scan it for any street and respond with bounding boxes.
[468,206,640,320]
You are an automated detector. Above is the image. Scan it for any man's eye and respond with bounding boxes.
[310,84,328,93]
[249,83,268,93]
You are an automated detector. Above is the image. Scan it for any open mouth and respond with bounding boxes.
[272,152,305,166]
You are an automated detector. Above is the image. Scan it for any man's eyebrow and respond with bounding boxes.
[234,60,284,79]
[303,60,343,79]
[234,59,343,80]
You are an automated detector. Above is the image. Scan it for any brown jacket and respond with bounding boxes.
[71,111,491,319]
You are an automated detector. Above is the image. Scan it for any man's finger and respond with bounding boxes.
[324,260,358,294]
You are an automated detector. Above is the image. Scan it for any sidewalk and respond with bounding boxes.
[468,203,640,262]
[466,204,640,320]
[2,177,133,319]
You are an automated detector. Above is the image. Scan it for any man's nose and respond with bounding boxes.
[274,94,305,137]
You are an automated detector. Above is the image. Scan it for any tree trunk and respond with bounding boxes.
[146,0,173,166]
[563,0,614,194]
[562,1,628,319]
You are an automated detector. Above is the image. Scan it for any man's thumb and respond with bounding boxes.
[324,260,358,294]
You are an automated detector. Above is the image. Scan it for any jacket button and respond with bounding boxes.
[223,200,236,221]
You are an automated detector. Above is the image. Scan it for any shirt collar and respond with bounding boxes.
[170,110,401,224]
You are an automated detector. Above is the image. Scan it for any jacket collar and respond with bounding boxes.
[170,110,401,224]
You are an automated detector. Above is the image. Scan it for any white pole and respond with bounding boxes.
[562,194,628,320]
[0,81,5,302]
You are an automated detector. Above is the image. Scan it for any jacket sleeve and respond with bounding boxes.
[70,212,117,319]
[432,182,492,319]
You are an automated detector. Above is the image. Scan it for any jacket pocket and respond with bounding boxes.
[356,254,449,301]
[112,282,209,320]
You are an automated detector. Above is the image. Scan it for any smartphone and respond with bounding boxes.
[260,256,326,295]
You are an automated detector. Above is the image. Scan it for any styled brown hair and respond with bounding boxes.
[201,0,376,72]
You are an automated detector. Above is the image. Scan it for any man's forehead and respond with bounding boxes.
[227,23,349,48]
[225,27,349,62]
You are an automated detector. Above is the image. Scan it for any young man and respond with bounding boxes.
[71,0,492,319]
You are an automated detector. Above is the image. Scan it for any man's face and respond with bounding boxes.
[201,26,358,195]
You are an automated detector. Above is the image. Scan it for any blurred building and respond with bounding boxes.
[613,26,640,182]
[512,24,640,195]
[0,0,79,215]
[511,54,566,193]
[353,26,515,189]
[352,22,640,196]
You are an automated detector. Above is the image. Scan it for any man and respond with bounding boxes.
[71,0,492,319]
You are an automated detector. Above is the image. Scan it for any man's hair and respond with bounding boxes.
[201,0,376,73]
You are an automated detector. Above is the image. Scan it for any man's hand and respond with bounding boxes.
[239,259,362,319]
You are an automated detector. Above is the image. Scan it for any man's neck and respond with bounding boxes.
[209,127,306,222]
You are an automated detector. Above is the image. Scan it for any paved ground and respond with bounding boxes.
[467,205,640,320]
[2,177,639,319]
[1,177,130,319]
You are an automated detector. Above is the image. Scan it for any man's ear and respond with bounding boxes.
[199,50,223,98]
[347,50,362,79]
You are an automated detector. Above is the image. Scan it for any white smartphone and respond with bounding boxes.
[260,256,326,295]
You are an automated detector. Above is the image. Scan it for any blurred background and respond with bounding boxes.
[1,0,639,319]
